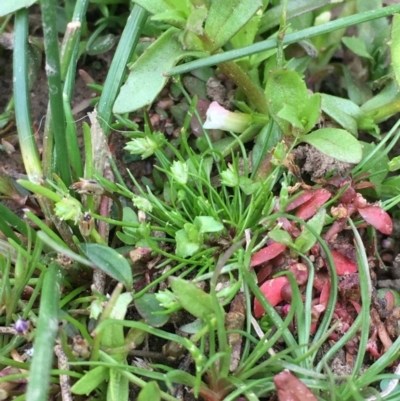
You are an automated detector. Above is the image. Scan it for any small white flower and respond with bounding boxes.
[203,101,251,133]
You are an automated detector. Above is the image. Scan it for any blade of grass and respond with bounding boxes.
[166,4,400,75]
[13,9,43,183]
[98,5,148,136]
[26,261,62,401]
[40,0,71,186]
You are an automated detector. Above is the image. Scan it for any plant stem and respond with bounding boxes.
[219,61,268,113]
[167,3,400,75]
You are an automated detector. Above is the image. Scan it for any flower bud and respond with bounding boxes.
[125,132,164,159]
[79,212,95,237]
[220,165,239,187]
[170,160,188,185]
[54,196,82,224]
[203,101,251,133]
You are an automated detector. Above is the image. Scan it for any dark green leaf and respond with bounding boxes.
[134,293,169,327]
[80,244,133,289]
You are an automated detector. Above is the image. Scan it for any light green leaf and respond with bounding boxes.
[80,244,133,289]
[205,0,262,51]
[0,0,36,17]
[71,366,109,395]
[301,128,362,163]
[265,68,308,135]
[138,381,161,401]
[132,0,191,15]
[175,226,201,258]
[114,28,200,113]
[390,14,400,88]
[169,276,216,319]
[342,36,373,59]
[269,229,293,246]
[320,93,359,136]
[277,104,304,130]
[294,209,326,253]
[151,10,187,29]
[301,93,321,134]
[194,216,224,233]
[108,369,129,401]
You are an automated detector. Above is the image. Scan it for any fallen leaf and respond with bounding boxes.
[254,276,289,318]
[330,250,358,275]
[251,242,286,267]
[295,188,331,220]
[285,191,314,211]
[274,370,318,401]
[358,206,393,235]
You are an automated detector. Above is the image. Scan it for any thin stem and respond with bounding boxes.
[167,4,400,75]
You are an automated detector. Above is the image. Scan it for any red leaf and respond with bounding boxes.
[285,191,314,211]
[295,188,331,220]
[331,250,358,275]
[254,276,289,318]
[358,206,393,235]
[274,370,318,401]
[319,282,330,307]
[250,242,286,267]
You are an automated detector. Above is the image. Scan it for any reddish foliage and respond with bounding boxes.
[285,191,314,211]
[274,370,318,401]
[250,242,286,267]
[358,206,393,235]
[254,276,289,318]
[295,188,331,220]
[330,250,358,275]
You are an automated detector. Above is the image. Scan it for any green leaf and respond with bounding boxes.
[269,229,293,246]
[169,276,216,320]
[301,93,321,134]
[320,93,359,136]
[194,216,224,233]
[114,28,198,113]
[390,14,400,88]
[0,0,36,17]
[204,0,262,51]
[342,36,373,59]
[134,293,169,327]
[71,366,109,395]
[175,225,201,258]
[301,128,362,163]
[151,10,187,29]
[108,369,129,401]
[132,0,191,15]
[294,209,326,253]
[80,244,133,289]
[138,381,161,401]
[265,68,308,136]
[277,104,304,130]
[87,33,118,56]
